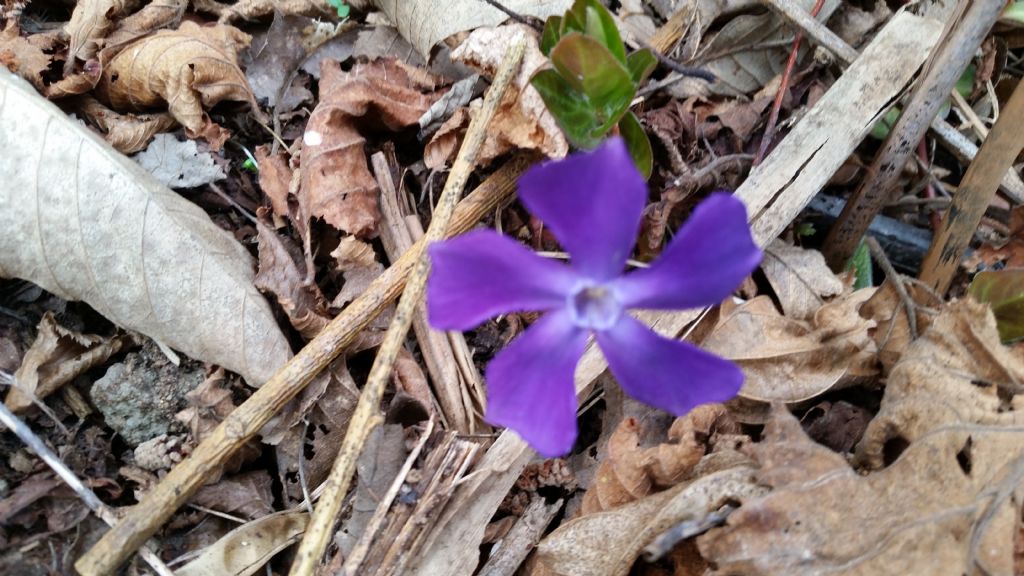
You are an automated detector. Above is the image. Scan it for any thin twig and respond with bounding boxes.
[477,0,541,30]
[0,401,175,576]
[754,0,827,165]
[865,236,917,340]
[286,40,527,576]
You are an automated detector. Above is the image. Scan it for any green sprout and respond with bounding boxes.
[531,0,656,178]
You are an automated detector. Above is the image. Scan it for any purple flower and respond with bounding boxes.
[427,138,762,456]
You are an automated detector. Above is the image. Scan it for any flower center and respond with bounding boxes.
[568,285,622,330]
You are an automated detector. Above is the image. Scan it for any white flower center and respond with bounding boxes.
[568,285,622,330]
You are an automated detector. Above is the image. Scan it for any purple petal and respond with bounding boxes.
[612,192,761,310]
[485,309,589,457]
[596,314,742,415]
[517,137,646,282]
[428,230,580,331]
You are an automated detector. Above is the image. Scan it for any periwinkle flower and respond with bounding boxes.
[427,138,762,456]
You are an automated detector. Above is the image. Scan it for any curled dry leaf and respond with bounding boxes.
[95,21,260,149]
[300,58,438,237]
[444,25,569,165]
[538,466,766,576]
[254,221,330,339]
[105,0,188,48]
[330,236,384,308]
[176,510,308,576]
[581,405,740,515]
[0,71,292,387]
[255,145,294,220]
[699,405,1024,576]
[5,312,137,412]
[761,240,846,321]
[857,298,1024,469]
[76,96,177,154]
[858,281,942,371]
[372,0,570,59]
[65,0,134,69]
[0,22,52,90]
[702,292,878,412]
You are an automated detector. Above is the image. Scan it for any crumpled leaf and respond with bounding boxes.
[968,206,1024,269]
[538,466,765,576]
[762,240,846,320]
[702,292,878,412]
[581,405,740,514]
[0,70,292,387]
[133,133,226,189]
[95,21,260,149]
[444,25,569,164]
[372,0,571,59]
[254,221,330,338]
[5,312,136,411]
[857,298,1024,469]
[176,368,261,480]
[0,22,52,90]
[858,281,942,372]
[194,0,332,22]
[300,58,438,236]
[255,145,294,220]
[105,0,188,48]
[190,470,275,520]
[177,510,308,576]
[76,96,177,154]
[970,269,1024,342]
[244,12,320,111]
[330,236,384,308]
[699,404,1024,576]
[65,0,134,69]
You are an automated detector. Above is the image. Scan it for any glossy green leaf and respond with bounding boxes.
[969,269,1024,342]
[541,15,562,56]
[845,239,873,290]
[626,49,657,86]
[549,34,634,127]
[531,69,607,149]
[618,111,652,179]
[582,0,625,62]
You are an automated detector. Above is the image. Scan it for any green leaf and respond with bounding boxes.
[955,64,975,99]
[626,49,657,86]
[540,16,563,56]
[869,107,901,140]
[327,0,350,18]
[969,269,1024,342]
[618,111,652,179]
[1002,1,1024,26]
[531,69,607,149]
[582,0,625,62]
[549,34,634,125]
[845,239,873,290]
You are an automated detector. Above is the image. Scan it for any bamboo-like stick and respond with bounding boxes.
[74,159,533,576]
[286,39,526,576]
[918,79,1024,293]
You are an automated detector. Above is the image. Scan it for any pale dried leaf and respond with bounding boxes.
[418,73,479,138]
[451,25,569,162]
[106,0,188,48]
[372,0,570,58]
[0,70,292,386]
[196,0,332,22]
[177,510,308,576]
[133,133,226,189]
[5,312,134,411]
[538,466,765,576]
[762,240,845,320]
[65,0,134,67]
[96,21,259,146]
[300,58,437,236]
[424,107,468,170]
[77,96,177,154]
[703,293,877,410]
[700,406,1024,575]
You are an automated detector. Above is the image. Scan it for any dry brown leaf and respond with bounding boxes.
[5,312,136,412]
[176,368,260,479]
[190,470,274,520]
[255,145,293,220]
[65,0,134,69]
[449,25,569,163]
[699,405,1024,575]
[0,70,291,387]
[858,280,942,371]
[76,96,177,154]
[857,298,1024,469]
[176,510,308,576]
[702,292,877,411]
[373,0,569,59]
[538,466,765,576]
[106,0,188,49]
[762,240,846,320]
[580,406,739,515]
[0,22,52,90]
[300,58,437,237]
[254,221,330,339]
[95,21,260,149]
[424,106,468,170]
[194,0,332,22]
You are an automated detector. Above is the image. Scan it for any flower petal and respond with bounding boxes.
[517,137,646,281]
[612,192,761,310]
[485,309,589,457]
[428,230,580,331]
[596,314,742,415]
